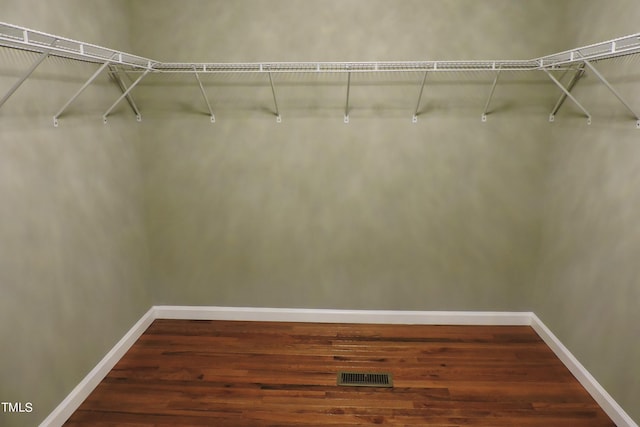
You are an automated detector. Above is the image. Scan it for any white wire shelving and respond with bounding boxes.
[1,21,639,127]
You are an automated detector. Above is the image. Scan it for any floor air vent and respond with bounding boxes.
[337,371,393,388]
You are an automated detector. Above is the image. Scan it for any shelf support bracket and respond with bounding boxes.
[581,59,640,128]
[53,55,115,127]
[0,39,57,110]
[543,68,591,124]
[193,66,215,123]
[108,66,143,122]
[482,68,501,122]
[549,64,585,123]
[267,71,281,123]
[103,68,151,123]
[344,70,351,123]
[412,70,428,123]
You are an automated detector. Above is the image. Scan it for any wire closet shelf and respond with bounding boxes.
[1,21,639,126]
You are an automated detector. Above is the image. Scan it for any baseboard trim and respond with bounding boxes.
[530,313,637,427]
[153,305,533,325]
[39,307,156,427]
[41,306,637,427]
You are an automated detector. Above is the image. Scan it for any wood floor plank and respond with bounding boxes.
[64,320,615,426]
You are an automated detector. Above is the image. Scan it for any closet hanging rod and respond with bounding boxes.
[2,22,640,75]
[0,22,155,70]
[154,61,540,73]
[535,33,640,67]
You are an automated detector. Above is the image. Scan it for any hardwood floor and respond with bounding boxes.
[65,320,615,426]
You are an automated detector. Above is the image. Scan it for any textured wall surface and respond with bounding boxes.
[1,0,638,425]
[131,0,565,62]
[129,0,559,311]
[531,0,640,421]
[140,115,548,310]
[0,1,152,426]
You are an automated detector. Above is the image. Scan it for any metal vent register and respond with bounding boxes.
[337,372,393,388]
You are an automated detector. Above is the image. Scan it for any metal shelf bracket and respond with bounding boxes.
[108,66,143,122]
[581,59,640,129]
[412,71,428,123]
[193,66,215,123]
[53,56,115,127]
[344,70,351,124]
[482,68,501,122]
[267,71,281,123]
[548,65,585,124]
[103,68,151,123]
[543,68,591,125]
[0,39,57,110]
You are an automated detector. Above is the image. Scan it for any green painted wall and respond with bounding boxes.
[140,115,548,310]
[130,0,559,310]
[1,0,638,425]
[0,1,152,426]
[531,0,640,421]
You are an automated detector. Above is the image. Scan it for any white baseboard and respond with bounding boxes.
[153,305,533,325]
[530,313,637,427]
[40,306,637,427]
[39,307,156,427]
